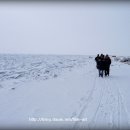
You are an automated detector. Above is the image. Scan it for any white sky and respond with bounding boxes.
[0,1,130,56]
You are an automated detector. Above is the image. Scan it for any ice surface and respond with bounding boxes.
[0,54,130,129]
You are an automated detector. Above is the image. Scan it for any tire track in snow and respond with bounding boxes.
[112,78,129,128]
[86,76,120,129]
[103,78,117,129]
[104,77,130,129]
[73,74,97,129]
[73,61,104,129]
[73,62,130,129]
[92,77,121,129]
[88,78,106,129]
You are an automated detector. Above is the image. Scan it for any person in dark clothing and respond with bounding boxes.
[104,54,111,76]
[98,58,103,77]
[95,54,105,77]
[95,54,100,69]
[99,54,105,77]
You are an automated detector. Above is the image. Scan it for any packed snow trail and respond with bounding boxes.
[0,56,130,129]
[73,61,130,130]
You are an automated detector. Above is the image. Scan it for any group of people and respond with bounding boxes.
[95,54,111,77]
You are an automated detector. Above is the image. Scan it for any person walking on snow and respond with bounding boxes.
[104,54,111,76]
[99,54,105,77]
[95,54,104,77]
[95,54,100,70]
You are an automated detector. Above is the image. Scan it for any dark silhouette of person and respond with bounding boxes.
[104,54,111,76]
[99,54,105,77]
[95,54,105,77]
[95,54,100,69]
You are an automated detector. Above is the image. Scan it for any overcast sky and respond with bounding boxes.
[0,1,130,56]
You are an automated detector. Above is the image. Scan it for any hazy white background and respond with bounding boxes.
[0,1,130,56]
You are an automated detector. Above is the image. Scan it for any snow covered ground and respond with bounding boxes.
[0,54,130,129]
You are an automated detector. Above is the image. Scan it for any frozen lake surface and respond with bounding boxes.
[0,54,130,129]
